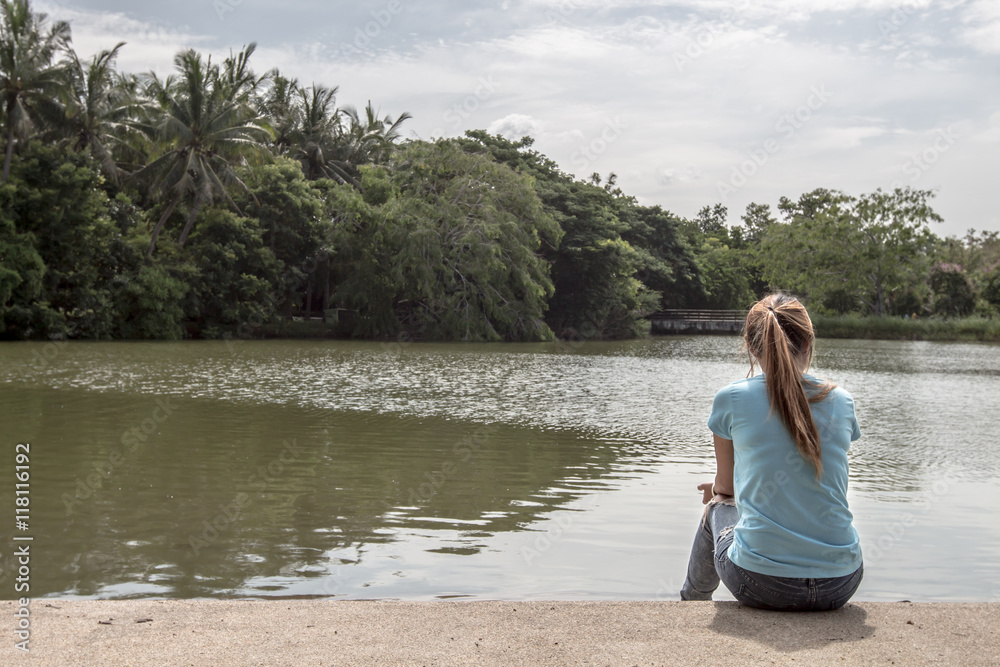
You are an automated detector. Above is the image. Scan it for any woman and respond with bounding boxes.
[680,294,864,611]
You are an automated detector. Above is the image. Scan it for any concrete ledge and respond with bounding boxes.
[4,600,998,665]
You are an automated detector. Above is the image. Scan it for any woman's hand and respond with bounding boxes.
[698,481,734,505]
[697,482,715,505]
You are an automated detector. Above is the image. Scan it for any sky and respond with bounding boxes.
[36,0,1000,238]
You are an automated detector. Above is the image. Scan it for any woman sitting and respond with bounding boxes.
[680,293,864,611]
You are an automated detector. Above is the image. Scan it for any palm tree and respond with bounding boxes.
[258,72,299,155]
[291,83,344,182]
[64,42,146,183]
[140,48,272,257]
[0,0,72,183]
[218,42,268,103]
[334,101,412,181]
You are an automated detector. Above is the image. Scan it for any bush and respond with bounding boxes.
[930,263,975,318]
[811,314,1000,341]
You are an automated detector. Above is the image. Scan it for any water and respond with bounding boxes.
[1,337,998,602]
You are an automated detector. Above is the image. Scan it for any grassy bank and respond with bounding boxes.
[235,314,1000,343]
[811,314,1000,342]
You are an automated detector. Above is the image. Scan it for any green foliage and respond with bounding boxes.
[697,240,756,310]
[929,263,975,318]
[0,200,44,336]
[617,203,704,309]
[139,46,272,256]
[234,157,330,312]
[181,208,280,334]
[459,131,658,338]
[740,202,776,245]
[982,263,1000,313]
[1,0,72,183]
[1,1,994,342]
[2,142,125,338]
[333,141,561,341]
[811,313,1000,341]
[327,176,398,336]
[113,264,187,339]
[761,187,940,316]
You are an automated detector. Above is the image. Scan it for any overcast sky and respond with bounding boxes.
[38,0,1000,238]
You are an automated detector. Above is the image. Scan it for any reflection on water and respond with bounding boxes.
[1,337,998,602]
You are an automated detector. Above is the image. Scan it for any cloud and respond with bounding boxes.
[488,114,542,139]
[37,2,210,74]
[960,0,1000,54]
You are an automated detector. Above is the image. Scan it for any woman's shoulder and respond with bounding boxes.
[716,375,762,394]
[804,373,857,405]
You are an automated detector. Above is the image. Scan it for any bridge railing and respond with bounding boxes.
[651,309,748,322]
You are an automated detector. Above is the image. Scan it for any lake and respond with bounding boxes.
[1,336,998,602]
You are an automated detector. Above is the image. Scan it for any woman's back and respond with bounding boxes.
[681,293,865,610]
[709,372,863,578]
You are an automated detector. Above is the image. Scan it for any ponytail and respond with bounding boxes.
[744,295,833,480]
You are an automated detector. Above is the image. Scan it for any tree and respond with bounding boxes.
[1,142,124,338]
[0,191,44,336]
[63,42,143,183]
[738,201,777,298]
[696,240,757,309]
[113,264,188,339]
[929,263,975,318]
[0,0,71,183]
[233,156,331,315]
[180,207,279,336]
[139,47,272,256]
[292,83,342,181]
[456,131,656,338]
[617,203,705,309]
[331,141,562,341]
[740,202,776,245]
[760,187,941,316]
[982,262,1000,314]
[333,100,411,184]
[695,203,727,236]
[257,73,299,156]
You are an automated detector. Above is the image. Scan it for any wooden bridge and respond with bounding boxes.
[649,309,747,335]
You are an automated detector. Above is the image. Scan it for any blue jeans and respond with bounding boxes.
[680,499,863,611]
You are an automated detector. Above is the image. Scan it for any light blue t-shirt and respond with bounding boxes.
[708,373,863,578]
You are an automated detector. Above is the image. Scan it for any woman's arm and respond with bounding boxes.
[712,433,734,496]
[697,434,735,503]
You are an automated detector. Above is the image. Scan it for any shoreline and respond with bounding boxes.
[4,600,998,665]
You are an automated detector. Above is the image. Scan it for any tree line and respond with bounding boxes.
[2,0,998,342]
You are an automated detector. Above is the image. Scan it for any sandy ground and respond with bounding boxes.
[2,599,998,666]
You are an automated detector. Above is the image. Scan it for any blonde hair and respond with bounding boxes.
[743,294,834,479]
